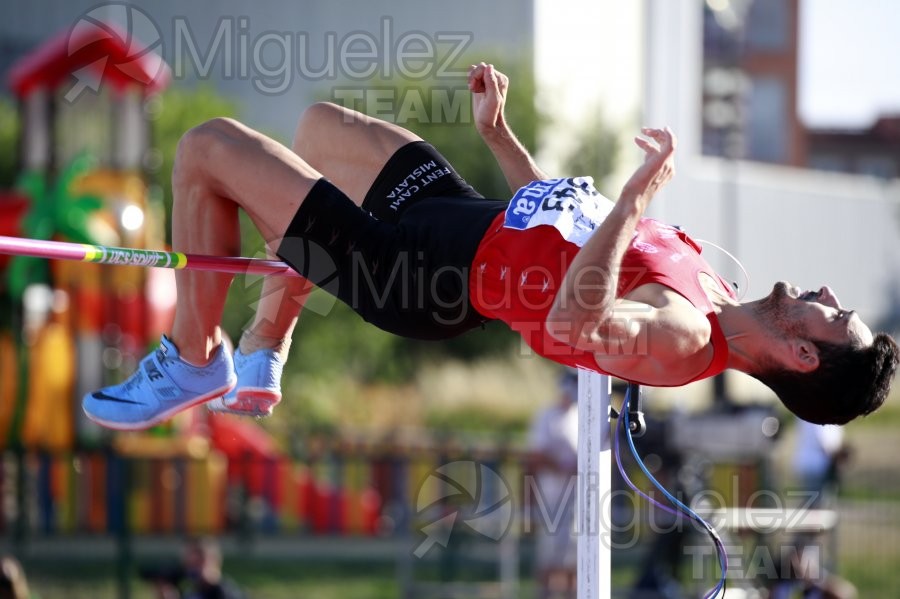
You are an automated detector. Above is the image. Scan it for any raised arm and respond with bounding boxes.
[469,63,547,192]
[545,128,677,351]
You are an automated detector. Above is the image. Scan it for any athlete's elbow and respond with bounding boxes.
[545,309,602,349]
[545,316,577,347]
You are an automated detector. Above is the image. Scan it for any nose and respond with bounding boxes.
[817,286,842,309]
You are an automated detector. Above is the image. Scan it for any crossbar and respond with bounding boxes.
[0,235,300,277]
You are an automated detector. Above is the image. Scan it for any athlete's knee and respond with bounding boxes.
[298,101,353,128]
[197,116,246,135]
[293,102,358,149]
[174,118,245,184]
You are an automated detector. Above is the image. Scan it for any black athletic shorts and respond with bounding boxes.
[276,141,506,340]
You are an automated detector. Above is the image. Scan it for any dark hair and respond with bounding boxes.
[752,333,899,425]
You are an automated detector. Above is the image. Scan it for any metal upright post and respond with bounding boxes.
[577,371,612,599]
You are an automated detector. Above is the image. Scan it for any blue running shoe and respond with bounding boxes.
[207,348,283,417]
[83,335,236,430]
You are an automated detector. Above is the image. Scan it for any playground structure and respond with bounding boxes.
[2,23,172,450]
[0,23,384,552]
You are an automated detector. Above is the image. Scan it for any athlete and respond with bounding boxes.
[83,63,898,430]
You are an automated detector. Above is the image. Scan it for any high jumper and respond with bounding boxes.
[81,62,897,430]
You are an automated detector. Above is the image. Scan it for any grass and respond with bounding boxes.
[842,554,900,598]
[14,556,630,599]
[15,520,900,599]
[217,562,400,599]
[22,558,401,599]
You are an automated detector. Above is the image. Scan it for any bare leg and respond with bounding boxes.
[84,117,329,428]
[241,103,423,351]
[167,117,323,364]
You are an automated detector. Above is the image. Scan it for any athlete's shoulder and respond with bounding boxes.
[593,298,714,386]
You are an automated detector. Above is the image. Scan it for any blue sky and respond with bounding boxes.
[799,1,900,128]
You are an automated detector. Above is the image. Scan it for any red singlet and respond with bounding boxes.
[469,214,736,385]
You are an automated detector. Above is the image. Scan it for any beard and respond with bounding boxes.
[755,282,809,339]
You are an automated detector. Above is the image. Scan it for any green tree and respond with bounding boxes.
[559,111,619,193]
[148,86,240,242]
[0,98,19,188]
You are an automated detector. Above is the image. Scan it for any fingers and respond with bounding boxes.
[485,64,500,95]
[468,62,487,93]
[634,136,657,154]
[634,127,678,157]
[468,62,507,95]
[491,64,509,94]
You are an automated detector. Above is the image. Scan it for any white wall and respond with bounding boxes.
[673,159,900,317]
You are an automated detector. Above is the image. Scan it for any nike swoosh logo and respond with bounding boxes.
[92,391,143,405]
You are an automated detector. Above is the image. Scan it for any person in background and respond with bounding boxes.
[527,370,579,599]
[143,537,244,599]
[770,420,856,599]
[0,556,30,599]
[792,419,850,506]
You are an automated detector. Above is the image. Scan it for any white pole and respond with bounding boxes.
[577,371,612,599]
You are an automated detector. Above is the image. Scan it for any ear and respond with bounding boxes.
[787,339,820,372]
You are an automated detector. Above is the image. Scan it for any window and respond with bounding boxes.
[808,153,848,173]
[745,0,789,51]
[746,77,788,163]
[857,155,896,179]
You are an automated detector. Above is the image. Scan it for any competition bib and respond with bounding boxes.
[503,177,615,248]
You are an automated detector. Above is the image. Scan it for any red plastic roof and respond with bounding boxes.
[8,20,170,97]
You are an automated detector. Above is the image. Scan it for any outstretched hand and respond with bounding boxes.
[622,127,677,204]
[468,62,509,137]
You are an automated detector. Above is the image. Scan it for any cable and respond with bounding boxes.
[613,407,679,518]
[695,238,751,301]
[621,388,727,598]
[616,385,729,598]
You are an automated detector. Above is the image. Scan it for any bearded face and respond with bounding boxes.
[755,281,811,339]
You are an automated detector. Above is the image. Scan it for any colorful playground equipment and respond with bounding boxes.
[0,24,386,540]
[1,437,468,538]
[2,24,171,449]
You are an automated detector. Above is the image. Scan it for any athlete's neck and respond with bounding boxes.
[715,301,770,374]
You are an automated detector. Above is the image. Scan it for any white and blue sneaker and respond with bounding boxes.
[206,348,283,417]
[83,335,236,430]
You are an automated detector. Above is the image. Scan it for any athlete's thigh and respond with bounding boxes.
[184,117,322,243]
[291,102,422,205]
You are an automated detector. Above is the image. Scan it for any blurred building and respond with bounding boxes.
[806,115,900,179]
[701,0,806,166]
[0,0,534,135]
[699,0,899,179]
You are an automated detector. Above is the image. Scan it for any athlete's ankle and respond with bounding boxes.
[238,329,291,363]
[166,334,223,367]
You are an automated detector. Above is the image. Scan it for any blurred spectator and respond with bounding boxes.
[527,370,579,599]
[792,419,850,506]
[770,420,856,599]
[141,537,245,599]
[0,556,30,599]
